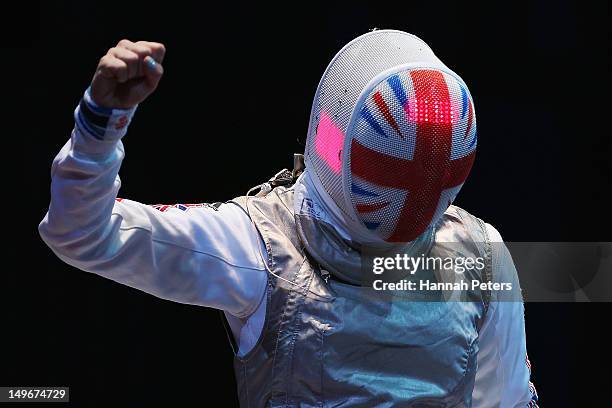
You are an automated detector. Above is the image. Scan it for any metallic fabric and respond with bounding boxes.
[228,186,491,407]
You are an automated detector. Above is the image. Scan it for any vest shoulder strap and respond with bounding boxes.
[448,206,493,315]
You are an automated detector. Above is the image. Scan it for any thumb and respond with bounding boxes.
[128,56,164,103]
[143,55,164,88]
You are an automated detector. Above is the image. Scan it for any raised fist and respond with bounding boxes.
[90,39,166,109]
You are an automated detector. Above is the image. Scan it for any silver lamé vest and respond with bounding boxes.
[227,185,492,408]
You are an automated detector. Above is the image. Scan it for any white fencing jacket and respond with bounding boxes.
[39,91,538,408]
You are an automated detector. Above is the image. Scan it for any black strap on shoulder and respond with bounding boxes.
[254,154,305,197]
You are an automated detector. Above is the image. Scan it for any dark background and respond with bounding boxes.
[4,0,610,406]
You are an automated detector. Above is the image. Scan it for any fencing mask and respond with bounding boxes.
[301,29,477,250]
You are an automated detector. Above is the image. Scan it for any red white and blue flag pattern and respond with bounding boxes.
[115,198,215,212]
[349,69,477,242]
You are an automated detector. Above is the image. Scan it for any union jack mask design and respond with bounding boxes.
[304,30,477,244]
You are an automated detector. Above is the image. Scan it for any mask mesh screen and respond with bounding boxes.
[304,30,476,244]
[305,31,445,219]
[348,68,476,242]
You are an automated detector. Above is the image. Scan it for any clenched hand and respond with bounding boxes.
[90,39,166,109]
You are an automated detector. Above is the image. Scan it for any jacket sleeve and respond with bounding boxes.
[471,224,539,408]
[38,90,268,318]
